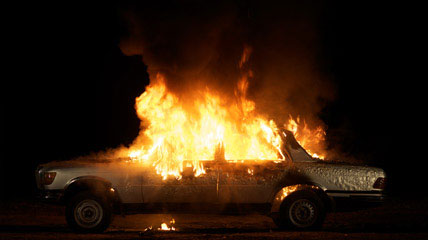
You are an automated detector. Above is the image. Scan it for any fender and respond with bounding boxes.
[270,184,322,213]
[64,175,112,191]
[63,176,121,206]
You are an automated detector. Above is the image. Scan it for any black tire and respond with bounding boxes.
[274,190,326,230]
[65,191,112,233]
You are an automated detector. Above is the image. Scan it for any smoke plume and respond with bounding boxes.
[119,0,335,156]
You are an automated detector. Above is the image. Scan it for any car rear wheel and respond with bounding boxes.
[274,190,326,230]
[65,191,112,233]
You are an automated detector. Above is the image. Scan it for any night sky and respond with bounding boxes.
[1,1,421,199]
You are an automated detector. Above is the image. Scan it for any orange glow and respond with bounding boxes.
[158,219,176,231]
[284,116,326,159]
[124,47,326,179]
[276,184,318,202]
[127,74,284,179]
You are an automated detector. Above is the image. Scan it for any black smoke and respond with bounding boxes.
[118,0,334,127]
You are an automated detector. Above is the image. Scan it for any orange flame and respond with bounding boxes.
[284,116,326,159]
[128,74,284,179]
[126,47,326,179]
[160,219,176,231]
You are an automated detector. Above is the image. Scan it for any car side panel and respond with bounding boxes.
[141,167,218,203]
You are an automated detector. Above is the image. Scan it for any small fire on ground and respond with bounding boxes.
[144,218,176,232]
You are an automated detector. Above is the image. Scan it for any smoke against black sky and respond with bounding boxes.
[118,1,334,131]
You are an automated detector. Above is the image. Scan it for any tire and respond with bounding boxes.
[274,190,326,230]
[65,191,112,233]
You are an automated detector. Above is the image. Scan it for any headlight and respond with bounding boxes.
[373,177,386,189]
[41,172,57,185]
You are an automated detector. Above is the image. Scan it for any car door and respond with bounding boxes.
[111,164,144,203]
[141,161,218,203]
[217,160,285,203]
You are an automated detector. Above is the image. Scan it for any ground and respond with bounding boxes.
[1,197,427,240]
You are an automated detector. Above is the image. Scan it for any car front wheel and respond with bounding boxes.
[65,191,112,233]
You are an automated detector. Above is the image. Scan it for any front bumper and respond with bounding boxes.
[326,190,386,211]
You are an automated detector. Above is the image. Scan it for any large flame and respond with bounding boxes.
[126,47,325,179]
[128,74,284,179]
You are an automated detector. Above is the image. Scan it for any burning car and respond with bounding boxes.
[35,130,386,232]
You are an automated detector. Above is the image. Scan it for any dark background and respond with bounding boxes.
[1,1,422,200]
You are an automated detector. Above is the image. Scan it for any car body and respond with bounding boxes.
[35,131,386,232]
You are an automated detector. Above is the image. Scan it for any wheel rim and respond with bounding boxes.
[74,199,103,228]
[289,199,317,228]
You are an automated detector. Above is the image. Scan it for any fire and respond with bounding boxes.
[128,75,284,179]
[126,47,326,179]
[143,218,177,232]
[277,185,300,202]
[158,219,176,231]
[275,185,319,202]
[284,116,326,159]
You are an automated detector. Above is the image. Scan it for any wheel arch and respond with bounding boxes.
[63,176,121,206]
[270,183,333,213]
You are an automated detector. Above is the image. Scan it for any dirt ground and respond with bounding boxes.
[1,197,427,240]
